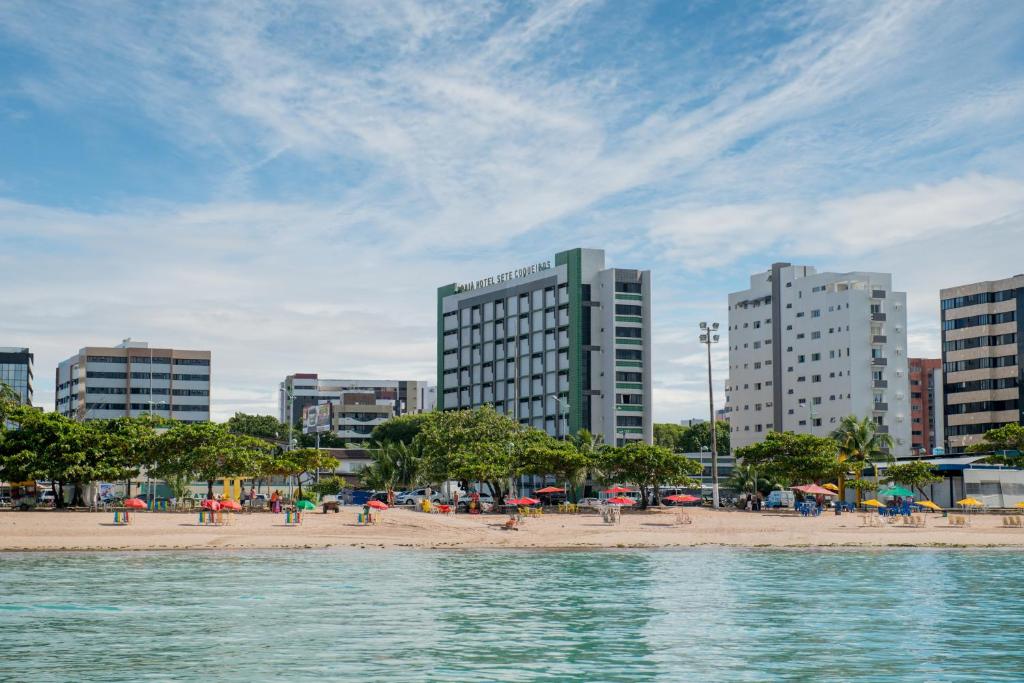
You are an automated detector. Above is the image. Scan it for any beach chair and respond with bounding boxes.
[675,510,692,525]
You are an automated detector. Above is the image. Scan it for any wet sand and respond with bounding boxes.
[2,506,1022,552]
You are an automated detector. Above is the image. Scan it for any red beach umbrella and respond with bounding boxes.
[791,484,837,496]
[506,497,541,506]
[535,486,565,494]
[201,499,221,511]
[603,486,634,494]
[367,500,389,510]
[664,494,700,503]
[219,500,242,511]
[605,497,637,506]
[123,498,147,509]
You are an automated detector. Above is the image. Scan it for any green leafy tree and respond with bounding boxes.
[310,476,346,497]
[416,406,530,504]
[726,463,778,496]
[370,413,434,445]
[95,416,160,499]
[268,448,339,497]
[831,416,895,504]
[226,413,287,442]
[0,380,21,423]
[599,442,702,508]
[0,408,104,507]
[296,431,348,448]
[150,422,274,499]
[885,461,942,499]
[679,420,731,455]
[969,424,1024,465]
[735,431,841,487]
[361,441,423,504]
[653,423,686,450]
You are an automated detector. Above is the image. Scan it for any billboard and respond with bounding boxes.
[303,403,332,434]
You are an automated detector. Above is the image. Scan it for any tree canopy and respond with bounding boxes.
[969,424,1024,464]
[652,420,730,455]
[598,442,702,508]
[735,431,840,486]
[884,461,942,498]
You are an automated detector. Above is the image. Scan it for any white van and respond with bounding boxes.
[765,490,795,509]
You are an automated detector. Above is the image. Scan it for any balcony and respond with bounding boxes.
[871,312,886,322]
[873,402,889,412]
[872,335,887,344]
[876,425,889,434]
[872,379,888,389]
[871,357,888,367]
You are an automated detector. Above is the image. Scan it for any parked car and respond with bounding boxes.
[456,492,495,512]
[38,491,56,507]
[577,497,605,510]
[395,488,448,507]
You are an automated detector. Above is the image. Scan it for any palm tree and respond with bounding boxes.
[726,463,776,497]
[832,415,894,504]
[361,441,421,506]
[567,429,604,502]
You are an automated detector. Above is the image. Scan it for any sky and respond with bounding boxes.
[1,0,1023,422]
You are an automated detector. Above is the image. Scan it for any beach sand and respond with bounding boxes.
[2,506,1022,552]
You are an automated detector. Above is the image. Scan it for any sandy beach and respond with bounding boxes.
[2,506,1023,552]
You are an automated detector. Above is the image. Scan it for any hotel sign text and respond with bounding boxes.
[455,260,553,294]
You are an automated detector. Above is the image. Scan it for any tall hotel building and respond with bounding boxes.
[726,263,911,455]
[0,347,34,405]
[437,248,652,446]
[940,274,1023,453]
[56,339,211,422]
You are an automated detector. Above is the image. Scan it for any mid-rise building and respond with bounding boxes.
[279,375,434,443]
[0,347,34,405]
[56,339,211,422]
[726,263,911,455]
[437,248,652,446]
[908,358,943,454]
[940,274,1023,453]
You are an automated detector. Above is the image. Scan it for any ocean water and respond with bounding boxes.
[2,548,1023,682]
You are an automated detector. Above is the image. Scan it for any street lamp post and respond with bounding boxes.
[147,400,168,507]
[699,322,721,510]
[549,395,569,440]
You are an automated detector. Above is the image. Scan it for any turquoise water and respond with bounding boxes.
[2,549,1023,682]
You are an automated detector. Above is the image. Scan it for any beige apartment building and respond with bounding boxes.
[56,339,211,422]
[940,274,1023,452]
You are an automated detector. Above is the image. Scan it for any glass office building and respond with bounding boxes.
[0,347,34,405]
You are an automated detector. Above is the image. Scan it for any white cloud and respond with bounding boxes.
[1,0,1023,424]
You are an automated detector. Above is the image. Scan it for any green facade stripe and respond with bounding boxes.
[616,339,643,345]
[616,361,642,368]
[437,283,457,407]
[556,249,583,435]
[617,427,644,434]
[616,382,643,389]
[615,315,643,323]
[615,293,643,301]
[616,405,644,412]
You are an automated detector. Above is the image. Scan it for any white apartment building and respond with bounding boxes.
[56,339,211,422]
[278,375,434,443]
[726,263,911,456]
[438,247,653,446]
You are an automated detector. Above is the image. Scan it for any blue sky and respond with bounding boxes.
[1,0,1023,420]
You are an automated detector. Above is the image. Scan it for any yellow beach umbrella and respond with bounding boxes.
[1015,501,1024,509]
[822,483,840,492]
[862,499,885,508]
[957,497,983,507]
[915,500,941,511]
